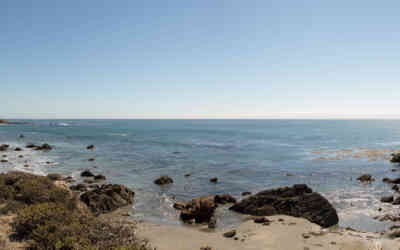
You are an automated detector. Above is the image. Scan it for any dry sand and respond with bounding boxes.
[137,215,400,250]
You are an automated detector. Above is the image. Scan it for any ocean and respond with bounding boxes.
[1,119,399,232]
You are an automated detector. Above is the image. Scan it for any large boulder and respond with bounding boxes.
[180,196,217,223]
[80,184,134,214]
[229,184,339,228]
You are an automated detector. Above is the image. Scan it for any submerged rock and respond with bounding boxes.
[357,174,375,182]
[154,176,173,185]
[87,144,95,150]
[229,184,339,228]
[80,184,134,214]
[26,144,37,148]
[210,177,218,183]
[180,196,217,224]
[14,147,23,151]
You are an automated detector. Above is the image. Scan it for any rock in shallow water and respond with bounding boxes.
[154,176,173,185]
[180,196,216,223]
[357,174,375,182]
[229,184,339,228]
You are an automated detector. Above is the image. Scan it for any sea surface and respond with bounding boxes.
[1,119,400,232]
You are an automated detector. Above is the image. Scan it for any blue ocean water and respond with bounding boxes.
[1,119,399,231]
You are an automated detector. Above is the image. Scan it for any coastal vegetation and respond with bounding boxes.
[0,171,149,250]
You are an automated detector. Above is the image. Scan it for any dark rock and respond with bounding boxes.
[180,196,216,223]
[2,155,6,157]
[208,216,217,229]
[173,201,186,210]
[210,177,218,183]
[26,144,37,148]
[383,178,400,184]
[184,173,191,177]
[392,169,398,172]
[200,247,213,250]
[393,197,400,205]
[393,185,400,192]
[154,176,173,185]
[84,179,95,184]
[81,170,95,177]
[214,194,237,205]
[253,217,270,224]
[223,230,236,238]
[80,184,134,214]
[391,153,400,163]
[70,184,88,192]
[357,174,375,182]
[35,143,52,151]
[87,144,95,150]
[18,155,23,158]
[229,184,339,228]
[242,192,252,196]
[94,174,106,181]
[14,147,23,151]
[0,144,9,151]
[381,196,394,203]
[1,159,8,163]
[47,173,63,181]
[88,158,95,162]
[0,119,8,124]
[19,134,24,138]
[88,184,100,189]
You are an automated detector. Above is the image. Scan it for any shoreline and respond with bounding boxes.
[1,140,400,249]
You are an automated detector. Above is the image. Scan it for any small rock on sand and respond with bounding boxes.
[223,230,236,238]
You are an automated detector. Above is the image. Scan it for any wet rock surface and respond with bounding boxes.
[154,176,173,185]
[180,196,217,224]
[229,184,339,228]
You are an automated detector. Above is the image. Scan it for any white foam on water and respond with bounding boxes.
[0,142,57,176]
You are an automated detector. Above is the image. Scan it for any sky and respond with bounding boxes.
[1,1,400,119]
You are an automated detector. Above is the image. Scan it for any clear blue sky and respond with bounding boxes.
[1,1,400,119]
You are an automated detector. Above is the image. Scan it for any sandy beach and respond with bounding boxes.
[137,215,399,250]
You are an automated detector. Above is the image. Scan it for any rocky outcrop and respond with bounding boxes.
[80,184,134,214]
[357,174,374,182]
[154,176,173,185]
[214,194,236,205]
[229,184,339,228]
[180,196,217,223]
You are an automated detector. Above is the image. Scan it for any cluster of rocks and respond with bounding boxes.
[25,143,53,151]
[172,184,339,229]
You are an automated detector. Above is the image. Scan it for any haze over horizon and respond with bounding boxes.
[1,1,400,119]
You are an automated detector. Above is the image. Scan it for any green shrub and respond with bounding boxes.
[12,203,150,250]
